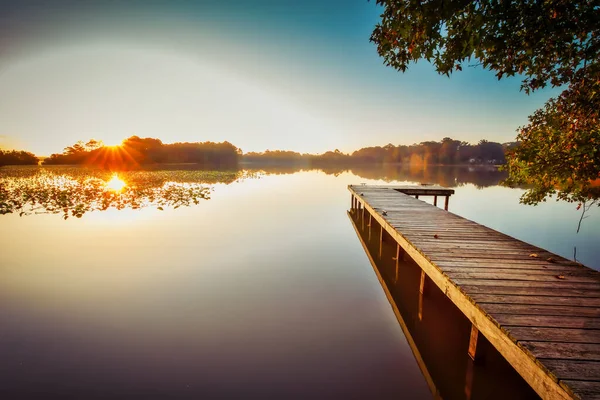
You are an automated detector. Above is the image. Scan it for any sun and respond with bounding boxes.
[106,174,127,192]
[102,137,124,147]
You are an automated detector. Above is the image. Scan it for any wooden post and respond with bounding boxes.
[465,358,475,400]
[468,325,483,362]
[465,325,483,400]
[415,194,419,199]
[418,270,426,321]
[434,195,438,206]
[379,225,383,259]
[368,214,372,241]
[394,243,400,283]
[418,290,424,321]
[361,206,365,230]
[419,270,426,294]
[351,194,354,210]
[444,195,449,211]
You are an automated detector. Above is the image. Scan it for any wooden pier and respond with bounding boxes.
[349,185,600,400]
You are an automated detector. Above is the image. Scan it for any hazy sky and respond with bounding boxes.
[0,0,557,156]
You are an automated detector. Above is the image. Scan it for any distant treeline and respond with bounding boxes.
[42,137,241,169]
[244,138,514,167]
[1,136,515,169]
[0,150,39,166]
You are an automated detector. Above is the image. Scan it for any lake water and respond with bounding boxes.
[1,165,598,399]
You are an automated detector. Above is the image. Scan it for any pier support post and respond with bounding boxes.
[434,195,438,206]
[465,325,484,400]
[444,195,450,211]
[418,270,427,321]
[379,225,383,260]
[465,360,475,400]
[415,194,419,199]
[361,206,365,230]
[394,243,401,283]
[468,325,483,362]
[419,270,427,295]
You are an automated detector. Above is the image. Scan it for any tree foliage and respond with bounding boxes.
[243,138,510,166]
[43,136,241,169]
[0,150,39,166]
[371,0,600,205]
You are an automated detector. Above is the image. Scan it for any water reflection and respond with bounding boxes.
[241,163,508,188]
[348,210,540,399]
[0,164,506,220]
[0,166,246,219]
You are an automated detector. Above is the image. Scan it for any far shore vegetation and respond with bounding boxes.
[1,136,513,169]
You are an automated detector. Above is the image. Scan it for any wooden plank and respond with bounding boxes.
[481,303,600,318]
[452,278,600,290]
[446,271,599,284]
[438,262,589,272]
[470,294,600,308]
[520,341,600,362]
[505,327,600,344]
[495,315,600,330]
[561,380,600,399]
[462,284,600,298]
[468,325,481,361]
[437,259,582,267]
[423,250,558,259]
[543,359,600,381]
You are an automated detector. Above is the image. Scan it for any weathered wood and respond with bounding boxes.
[379,225,383,260]
[506,327,600,344]
[470,293,600,308]
[496,315,600,330]
[480,303,600,318]
[543,359,600,381]
[446,271,599,284]
[520,341,600,361]
[452,278,600,290]
[461,284,600,298]
[395,243,400,283]
[468,325,482,361]
[444,195,449,211]
[561,381,600,399]
[349,185,600,400]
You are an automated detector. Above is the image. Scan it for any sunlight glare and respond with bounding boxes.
[106,175,126,192]
[103,138,124,147]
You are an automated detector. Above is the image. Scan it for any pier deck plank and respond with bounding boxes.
[349,185,600,400]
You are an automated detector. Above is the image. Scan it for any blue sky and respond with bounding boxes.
[0,0,557,155]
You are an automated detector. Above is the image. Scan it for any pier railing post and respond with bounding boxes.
[444,195,449,211]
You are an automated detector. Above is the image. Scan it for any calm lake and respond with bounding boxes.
[1,165,598,399]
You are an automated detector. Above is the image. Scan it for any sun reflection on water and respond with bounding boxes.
[105,174,126,192]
